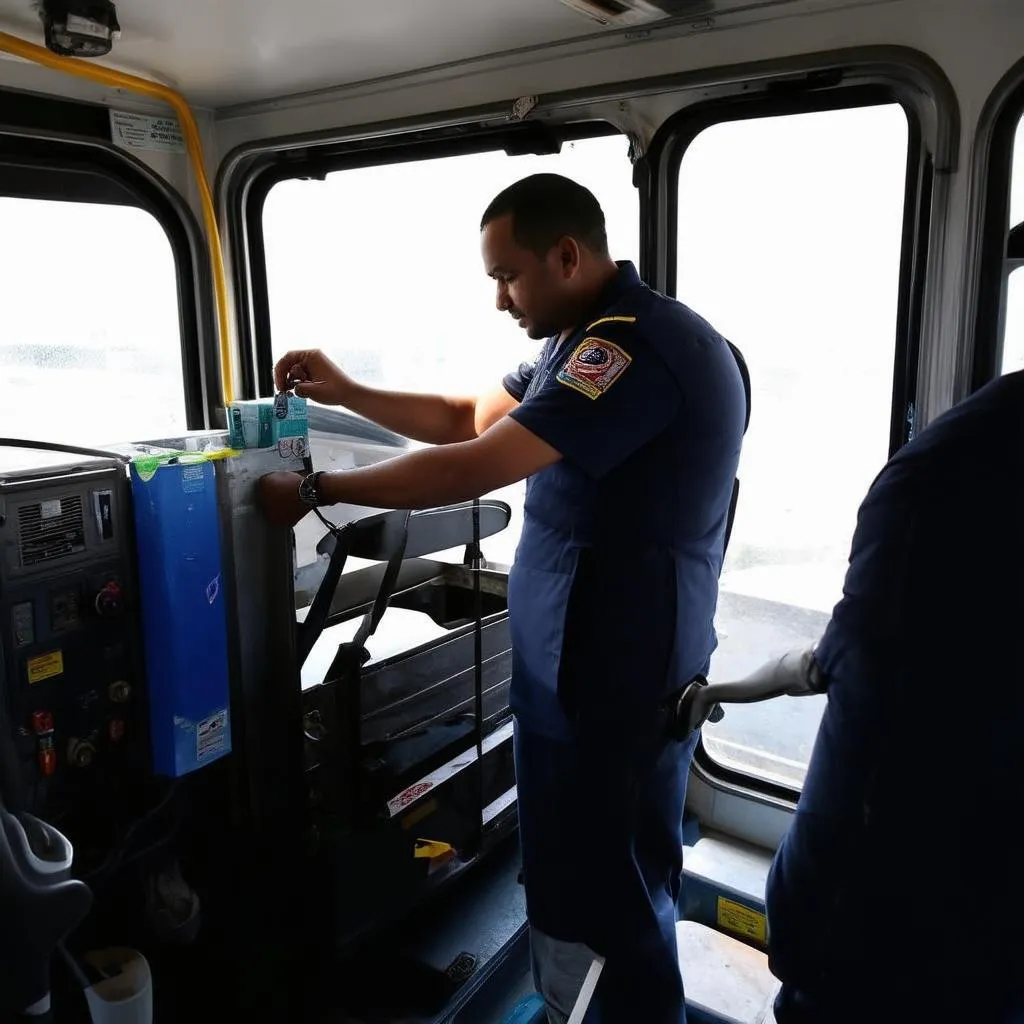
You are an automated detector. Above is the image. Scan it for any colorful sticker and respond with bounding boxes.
[27,650,64,684]
[556,337,632,399]
[277,436,308,459]
[716,896,767,944]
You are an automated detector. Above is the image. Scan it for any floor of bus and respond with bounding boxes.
[308,824,778,1024]
[47,823,777,1023]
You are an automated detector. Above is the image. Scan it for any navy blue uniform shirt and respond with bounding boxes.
[767,369,1024,1022]
[502,261,746,741]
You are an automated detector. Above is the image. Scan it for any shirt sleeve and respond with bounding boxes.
[502,359,537,403]
[766,460,921,986]
[509,323,681,479]
[813,458,919,686]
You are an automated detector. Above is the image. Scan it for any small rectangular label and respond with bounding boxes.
[40,498,62,520]
[717,896,767,943]
[196,710,228,761]
[27,650,64,684]
[12,601,34,648]
[93,490,114,541]
[65,13,111,39]
[110,110,185,153]
[180,464,206,494]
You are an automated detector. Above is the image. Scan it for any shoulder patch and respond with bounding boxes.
[586,315,637,331]
[556,337,632,400]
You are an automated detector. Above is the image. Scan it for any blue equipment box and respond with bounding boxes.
[130,453,232,777]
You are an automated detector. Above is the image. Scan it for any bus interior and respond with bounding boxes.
[0,0,1022,1020]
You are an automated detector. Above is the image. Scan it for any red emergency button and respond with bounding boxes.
[109,718,125,742]
[31,710,54,735]
[95,581,123,617]
[31,713,57,776]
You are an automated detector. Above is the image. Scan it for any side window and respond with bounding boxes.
[261,133,639,569]
[0,198,187,443]
[675,104,910,786]
[1000,116,1024,374]
[1002,268,1024,373]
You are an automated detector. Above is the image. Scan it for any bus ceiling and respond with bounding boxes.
[0,0,933,111]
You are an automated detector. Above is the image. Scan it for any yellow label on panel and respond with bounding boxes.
[27,650,64,684]
[717,896,767,944]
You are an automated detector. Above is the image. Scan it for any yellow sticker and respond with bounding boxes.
[414,839,454,860]
[27,650,64,684]
[717,896,767,944]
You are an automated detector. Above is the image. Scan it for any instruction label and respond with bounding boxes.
[110,110,185,154]
[717,896,767,944]
[196,710,228,761]
[27,650,64,685]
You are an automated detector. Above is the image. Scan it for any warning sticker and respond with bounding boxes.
[110,110,185,154]
[27,650,64,685]
[196,710,228,761]
[388,781,434,817]
[717,896,767,944]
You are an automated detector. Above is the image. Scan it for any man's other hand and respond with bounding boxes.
[258,471,309,528]
[274,348,354,406]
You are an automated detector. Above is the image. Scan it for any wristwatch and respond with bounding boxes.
[297,470,325,507]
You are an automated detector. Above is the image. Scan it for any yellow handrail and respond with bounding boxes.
[0,31,235,408]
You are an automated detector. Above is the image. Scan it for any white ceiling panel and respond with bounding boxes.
[0,0,615,106]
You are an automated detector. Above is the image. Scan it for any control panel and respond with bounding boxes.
[0,450,148,857]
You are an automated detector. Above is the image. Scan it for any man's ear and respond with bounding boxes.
[556,236,583,279]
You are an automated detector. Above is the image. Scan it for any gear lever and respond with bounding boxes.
[0,728,93,1020]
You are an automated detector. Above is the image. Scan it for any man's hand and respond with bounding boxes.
[258,471,310,528]
[275,349,355,406]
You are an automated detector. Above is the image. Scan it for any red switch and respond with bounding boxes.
[95,581,123,617]
[31,712,57,776]
[108,718,125,742]
[31,710,54,735]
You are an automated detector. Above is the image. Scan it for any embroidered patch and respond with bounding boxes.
[556,337,632,400]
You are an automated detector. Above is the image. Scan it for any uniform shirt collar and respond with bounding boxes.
[587,260,643,322]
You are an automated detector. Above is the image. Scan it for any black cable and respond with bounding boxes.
[0,437,132,464]
[81,780,180,886]
[314,506,342,536]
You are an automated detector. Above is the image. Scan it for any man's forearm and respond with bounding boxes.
[317,444,492,511]
[343,381,477,445]
[259,417,559,528]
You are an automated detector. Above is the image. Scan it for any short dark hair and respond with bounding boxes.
[480,173,609,258]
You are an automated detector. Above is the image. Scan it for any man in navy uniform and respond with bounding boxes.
[260,173,747,1022]
[765,369,1024,1024]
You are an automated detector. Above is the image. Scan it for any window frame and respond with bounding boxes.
[225,118,628,398]
[0,90,217,430]
[645,80,934,803]
[221,54,951,812]
[970,60,1024,388]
